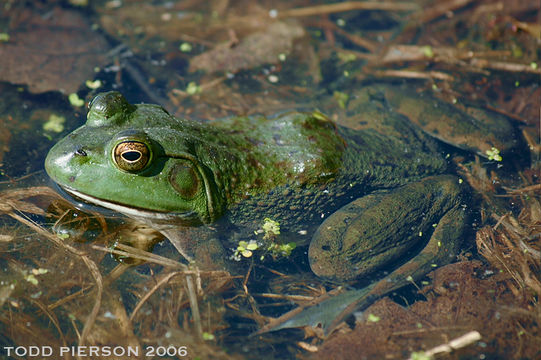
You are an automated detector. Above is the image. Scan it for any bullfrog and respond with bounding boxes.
[44,86,517,332]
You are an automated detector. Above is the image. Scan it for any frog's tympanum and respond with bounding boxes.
[45,87,517,333]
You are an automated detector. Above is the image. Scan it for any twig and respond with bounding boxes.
[408,330,481,359]
[130,271,184,321]
[185,275,203,340]
[27,297,70,358]
[317,18,377,52]
[47,285,93,311]
[241,262,265,326]
[505,183,541,194]
[415,0,473,24]
[76,257,102,353]
[278,1,418,18]
[392,325,471,336]
[92,243,188,269]
[470,58,541,74]
[252,293,316,302]
[372,69,454,81]
[0,171,47,185]
[129,270,204,341]
[484,104,531,124]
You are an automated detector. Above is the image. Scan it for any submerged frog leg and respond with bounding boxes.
[160,226,230,271]
[160,228,195,263]
[326,201,467,332]
[257,176,468,335]
[254,286,349,335]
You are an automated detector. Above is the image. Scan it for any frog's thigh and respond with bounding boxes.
[308,175,467,282]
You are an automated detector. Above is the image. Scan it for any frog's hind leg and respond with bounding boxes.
[256,184,469,335]
[284,175,470,334]
[327,178,469,332]
[309,175,468,281]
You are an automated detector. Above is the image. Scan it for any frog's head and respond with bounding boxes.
[45,92,224,225]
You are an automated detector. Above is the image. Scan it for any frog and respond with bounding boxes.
[44,86,517,332]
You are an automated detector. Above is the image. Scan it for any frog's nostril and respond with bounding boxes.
[75,147,87,156]
[321,245,330,251]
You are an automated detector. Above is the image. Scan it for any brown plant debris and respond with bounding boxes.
[276,1,419,18]
[0,6,110,93]
[0,186,236,359]
[476,206,541,297]
[310,261,540,360]
[189,21,305,74]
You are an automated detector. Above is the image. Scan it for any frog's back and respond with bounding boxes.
[219,108,446,232]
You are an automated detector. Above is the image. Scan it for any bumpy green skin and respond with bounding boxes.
[46,89,465,281]
[309,175,465,281]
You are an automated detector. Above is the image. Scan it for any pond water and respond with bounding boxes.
[0,0,539,359]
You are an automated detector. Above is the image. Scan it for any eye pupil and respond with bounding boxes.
[122,150,142,162]
[113,141,150,172]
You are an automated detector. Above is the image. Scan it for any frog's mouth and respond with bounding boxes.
[57,185,200,225]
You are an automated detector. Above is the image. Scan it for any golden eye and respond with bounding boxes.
[113,141,150,172]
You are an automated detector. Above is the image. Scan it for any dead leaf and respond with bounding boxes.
[0,7,110,93]
[189,21,305,73]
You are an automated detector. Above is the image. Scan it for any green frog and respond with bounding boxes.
[44,86,516,332]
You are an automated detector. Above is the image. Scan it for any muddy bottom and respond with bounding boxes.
[309,261,540,360]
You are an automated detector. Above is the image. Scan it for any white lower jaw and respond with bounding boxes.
[62,187,190,223]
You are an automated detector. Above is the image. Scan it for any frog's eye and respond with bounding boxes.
[169,162,200,200]
[113,141,150,172]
